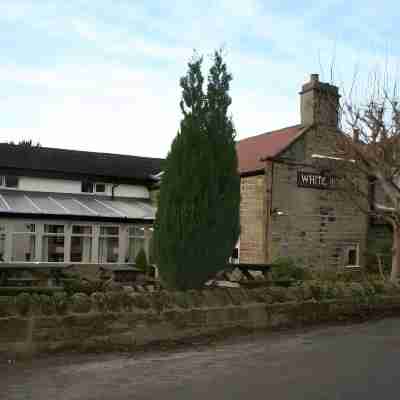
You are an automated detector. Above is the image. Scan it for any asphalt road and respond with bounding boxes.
[2,318,400,400]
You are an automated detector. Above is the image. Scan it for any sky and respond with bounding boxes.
[0,0,399,158]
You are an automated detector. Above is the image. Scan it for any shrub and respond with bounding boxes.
[63,278,115,296]
[271,257,311,283]
[135,248,148,274]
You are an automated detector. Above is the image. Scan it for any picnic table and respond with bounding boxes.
[0,262,73,288]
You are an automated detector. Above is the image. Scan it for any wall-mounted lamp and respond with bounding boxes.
[271,208,286,216]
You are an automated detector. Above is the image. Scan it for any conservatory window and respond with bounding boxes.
[71,225,92,263]
[99,226,119,263]
[127,226,146,262]
[11,223,36,262]
[42,224,65,262]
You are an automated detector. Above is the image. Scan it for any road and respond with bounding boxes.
[2,318,400,400]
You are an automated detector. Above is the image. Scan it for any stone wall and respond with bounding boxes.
[239,174,267,263]
[366,223,393,271]
[2,282,400,358]
[269,127,369,268]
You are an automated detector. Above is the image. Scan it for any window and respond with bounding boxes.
[95,183,106,193]
[82,181,107,193]
[99,226,119,263]
[71,225,92,262]
[11,223,36,262]
[127,226,146,262]
[42,224,65,262]
[0,225,5,262]
[82,181,94,193]
[0,175,18,188]
[345,245,359,266]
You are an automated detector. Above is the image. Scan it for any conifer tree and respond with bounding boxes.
[153,51,240,290]
[134,247,148,273]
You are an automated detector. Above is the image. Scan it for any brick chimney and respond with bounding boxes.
[300,74,340,128]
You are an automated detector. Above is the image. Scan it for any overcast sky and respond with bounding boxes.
[0,1,399,158]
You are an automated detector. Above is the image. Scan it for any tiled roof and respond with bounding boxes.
[236,125,305,175]
[0,143,163,183]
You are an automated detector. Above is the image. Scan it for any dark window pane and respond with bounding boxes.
[5,175,18,188]
[82,181,94,193]
[44,224,64,234]
[72,225,92,235]
[42,236,64,262]
[100,226,119,236]
[348,249,357,265]
[95,183,106,193]
[71,236,92,262]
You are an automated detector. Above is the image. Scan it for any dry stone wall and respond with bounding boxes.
[1,282,400,358]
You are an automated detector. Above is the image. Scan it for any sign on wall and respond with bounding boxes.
[297,171,337,189]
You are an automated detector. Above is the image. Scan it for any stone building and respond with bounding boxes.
[236,74,369,268]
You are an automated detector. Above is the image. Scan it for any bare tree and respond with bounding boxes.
[333,76,400,283]
[8,139,41,148]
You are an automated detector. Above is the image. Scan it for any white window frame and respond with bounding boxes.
[126,225,147,263]
[81,181,108,194]
[42,224,66,263]
[11,223,37,262]
[98,225,120,263]
[70,224,93,263]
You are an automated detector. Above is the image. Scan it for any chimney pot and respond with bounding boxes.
[300,74,340,127]
[310,74,319,83]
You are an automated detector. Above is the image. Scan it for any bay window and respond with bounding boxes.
[71,225,92,262]
[12,223,36,262]
[42,224,65,262]
[99,226,119,263]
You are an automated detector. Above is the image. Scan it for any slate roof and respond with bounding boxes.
[0,143,163,184]
[236,125,306,175]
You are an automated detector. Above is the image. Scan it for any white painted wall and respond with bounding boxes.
[19,177,80,194]
[113,184,149,199]
[17,176,149,199]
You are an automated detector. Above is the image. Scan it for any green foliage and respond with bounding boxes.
[135,248,148,273]
[154,50,240,290]
[365,225,392,274]
[62,278,114,295]
[0,287,62,296]
[271,257,311,283]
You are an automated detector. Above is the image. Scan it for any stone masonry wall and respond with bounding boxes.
[269,127,369,268]
[239,174,267,263]
[1,282,400,358]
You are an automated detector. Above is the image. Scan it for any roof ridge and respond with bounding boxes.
[0,142,164,161]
